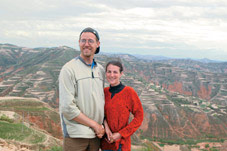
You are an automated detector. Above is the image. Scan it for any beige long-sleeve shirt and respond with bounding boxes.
[59,56,105,138]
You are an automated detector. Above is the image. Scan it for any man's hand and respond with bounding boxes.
[72,113,104,138]
[92,123,105,138]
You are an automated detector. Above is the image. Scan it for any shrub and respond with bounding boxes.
[0,114,14,123]
[205,144,209,148]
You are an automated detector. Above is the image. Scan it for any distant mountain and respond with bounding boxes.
[132,54,171,61]
[132,54,224,63]
[195,58,223,63]
[159,59,227,73]
[0,43,226,149]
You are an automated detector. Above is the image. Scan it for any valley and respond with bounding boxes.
[0,44,227,150]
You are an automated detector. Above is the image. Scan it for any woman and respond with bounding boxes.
[101,60,144,151]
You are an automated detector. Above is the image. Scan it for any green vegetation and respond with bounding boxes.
[200,148,220,151]
[0,114,14,123]
[45,146,63,151]
[205,134,216,139]
[158,143,165,147]
[140,146,153,151]
[188,145,200,149]
[171,97,190,105]
[150,85,163,94]
[49,112,61,123]
[205,144,210,148]
[220,90,227,96]
[139,136,224,151]
[200,104,206,108]
[141,142,161,151]
[20,65,40,75]
[158,138,197,145]
[209,147,219,151]
[0,98,61,140]
[210,84,221,98]
[0,99,49,112]
[141,136,225,146]
[166,95,191,105]
[138,77,146,85]
[0,121,45,144]
[17,86,29,96]
[15,106,49,112]
[203,108,210,112]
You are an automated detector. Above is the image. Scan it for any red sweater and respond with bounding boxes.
[101,86,144,151]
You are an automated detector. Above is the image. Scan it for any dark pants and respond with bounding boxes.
[102,144,122,151]
[63,137,100,151]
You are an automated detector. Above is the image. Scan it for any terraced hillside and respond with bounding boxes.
[0,97,62,151]
[0,44,80,108]
[0,44,227,147]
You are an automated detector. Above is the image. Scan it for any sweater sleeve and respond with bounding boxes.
[59,66,81,120]
[119,88,144,138]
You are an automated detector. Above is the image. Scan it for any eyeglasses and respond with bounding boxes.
[80,39,95,44]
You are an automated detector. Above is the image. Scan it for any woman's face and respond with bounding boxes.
[106,64,123,87]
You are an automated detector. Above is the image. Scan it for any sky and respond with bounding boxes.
[1,0,227,61]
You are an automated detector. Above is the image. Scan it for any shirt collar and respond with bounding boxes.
[109,82,125,98]
[77,56,97,67]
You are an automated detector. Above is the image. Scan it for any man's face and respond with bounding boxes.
[79,32,100,58]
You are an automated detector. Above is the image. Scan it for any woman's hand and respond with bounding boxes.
[104,120,122,143]
[110,132,122,143]
[104,120,113,142]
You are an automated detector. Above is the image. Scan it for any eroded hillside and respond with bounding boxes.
[0,97,62,151]
[0,44,227,148]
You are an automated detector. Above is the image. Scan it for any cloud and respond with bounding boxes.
[1,0,227,60]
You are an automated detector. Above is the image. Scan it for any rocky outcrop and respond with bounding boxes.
[0,97,63,139]
[162,81,213,100]
[163,81,192,96]
[0,138,30,151]
[197,85,212,100]
[28,116,62,139]
[140,104,227,140]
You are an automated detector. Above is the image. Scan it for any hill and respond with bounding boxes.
[0,97,62,151]
[0,43,227,150]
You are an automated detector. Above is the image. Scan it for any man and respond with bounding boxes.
[59,27,105,151]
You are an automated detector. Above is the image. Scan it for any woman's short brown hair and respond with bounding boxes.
[105,60,123,73]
